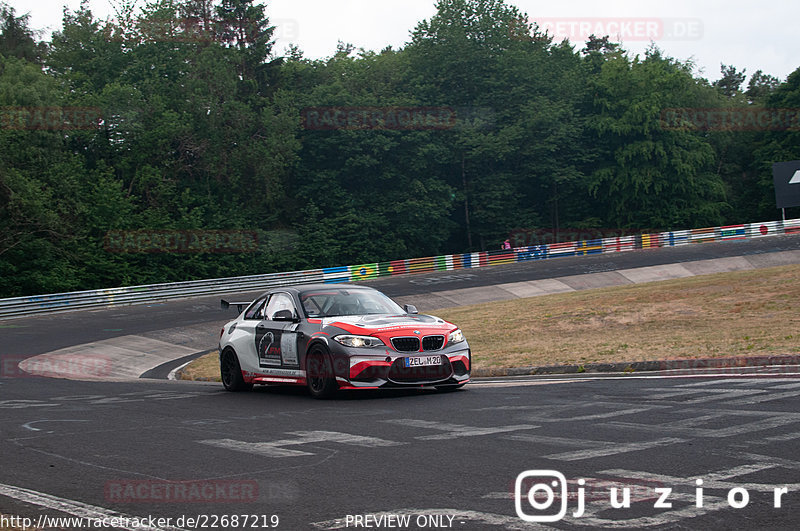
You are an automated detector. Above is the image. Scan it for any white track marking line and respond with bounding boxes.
[503,434,687,461]
[21,419,90,433]
[605,413,800,438]
[599,464,800,492]
[770,382,800,390]
[757,431,800,444]
[382,419,539,440]
[200,431,403,458]
[0,483,187,531]
[725,389,800,405]
[563,492,729,528]
[543,437,688,461]
[522,405,670,423]
[673,378,764,387]
[167,360,194,381]
[641,389,764,402]
[469,379,577,387]
[472,371,800,387]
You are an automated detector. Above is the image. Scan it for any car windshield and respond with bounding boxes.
[299,289,404,318]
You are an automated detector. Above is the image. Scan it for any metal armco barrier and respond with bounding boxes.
[2,218,799,319]
[0,269,324,319]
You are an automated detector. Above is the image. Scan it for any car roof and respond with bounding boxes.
[259,283,379,297]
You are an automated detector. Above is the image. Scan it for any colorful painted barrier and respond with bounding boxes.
[323,218,800,284]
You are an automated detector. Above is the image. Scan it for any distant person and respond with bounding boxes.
[502,239,511,250]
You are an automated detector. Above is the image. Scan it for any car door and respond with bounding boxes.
[254,292,301,371]
[234,295,269,374]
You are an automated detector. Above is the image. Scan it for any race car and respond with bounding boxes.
[218,284,470,398]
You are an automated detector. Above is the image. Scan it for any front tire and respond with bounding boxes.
[306,346,337,399]
[220,349,252,392]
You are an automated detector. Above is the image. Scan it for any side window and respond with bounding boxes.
[263,293,297,320]
[243,296,268,320]
[302,295,323,317]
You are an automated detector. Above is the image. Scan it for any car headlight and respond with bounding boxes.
[448,328,465,345]
[333,335,385,348]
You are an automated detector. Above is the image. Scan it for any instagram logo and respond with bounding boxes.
[514,470,569,522]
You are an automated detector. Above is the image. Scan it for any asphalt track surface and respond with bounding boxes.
[2,236,800,529]
[2,373,800,529]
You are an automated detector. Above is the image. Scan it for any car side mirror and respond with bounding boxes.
[272,309,298,322]
[404,304,418,315]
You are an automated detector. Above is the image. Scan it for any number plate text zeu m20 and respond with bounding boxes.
[404,355,441,368]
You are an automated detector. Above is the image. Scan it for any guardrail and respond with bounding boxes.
[1,218,798,319]
[0,269,324,319]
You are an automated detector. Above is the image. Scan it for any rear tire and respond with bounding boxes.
[306,346,337,399]
[220,349,253,392]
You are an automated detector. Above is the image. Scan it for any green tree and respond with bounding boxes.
[0,55,136,295]
[746,70,780,104]
[287,46,457,264]
[0,4,44,62]
[586,47,729,229]
[752,67,800,219]
[713,63,747,99]
[407,0,575,249]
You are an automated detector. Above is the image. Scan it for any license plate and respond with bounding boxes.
[404,355,441,368]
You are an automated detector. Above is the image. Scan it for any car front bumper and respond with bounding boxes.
[334,346,471,389]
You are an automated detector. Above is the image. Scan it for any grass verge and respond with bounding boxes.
[179,264,800,380]
[178,351,220,381]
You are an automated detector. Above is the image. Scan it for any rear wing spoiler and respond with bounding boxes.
[220,299,250,313]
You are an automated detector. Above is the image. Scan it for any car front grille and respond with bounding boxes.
[391,337,420,352]
[422,335,444,350]
[391,335,445,352]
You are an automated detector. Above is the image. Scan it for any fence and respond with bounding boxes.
[1,218,798,319]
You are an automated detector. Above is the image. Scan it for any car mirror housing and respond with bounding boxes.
[404,304,418,315]
[272,309,298,322]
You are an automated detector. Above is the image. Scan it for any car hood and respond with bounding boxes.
[321,313,452,333]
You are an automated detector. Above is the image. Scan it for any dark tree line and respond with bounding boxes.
[1,0,798,297]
